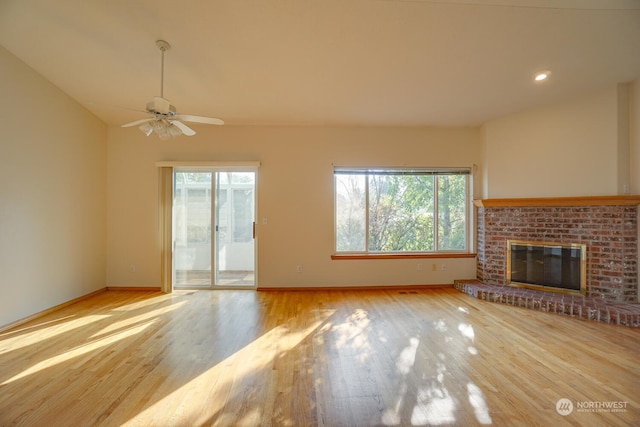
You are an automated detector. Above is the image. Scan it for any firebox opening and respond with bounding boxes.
[506,240,586,295]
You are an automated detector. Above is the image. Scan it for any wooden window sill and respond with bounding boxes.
[331,253,477,260]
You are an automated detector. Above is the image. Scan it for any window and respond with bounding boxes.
[334,167,470,254]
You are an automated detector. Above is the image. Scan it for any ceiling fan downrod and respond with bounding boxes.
[156,40,171,99]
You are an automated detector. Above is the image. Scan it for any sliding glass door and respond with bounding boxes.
[173,168,256,289]
[214,171,256,286]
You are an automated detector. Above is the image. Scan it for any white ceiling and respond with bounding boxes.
[1,0,639,127]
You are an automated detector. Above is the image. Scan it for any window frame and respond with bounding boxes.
[333,166,472,257]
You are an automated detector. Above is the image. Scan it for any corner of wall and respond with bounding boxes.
[629,77,640,195]
[618,82,632,195]
[479,124,489,199]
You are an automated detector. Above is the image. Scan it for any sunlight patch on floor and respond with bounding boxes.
[0,314,108,354]
[381,318,492,426]
[0,314,76,338]
[467,382,492,424]
[381,381,409,426]
[129,308,336,426]
[90,302,185,338]
[458,322,478,355]
[458,323,474,341]
[235,407,262,426]
[396,337,419,375]
[333,308,372,362]
[1,320,156,385]
[110,293,172,311]
[411,384,456,425]
[381,336,420,425]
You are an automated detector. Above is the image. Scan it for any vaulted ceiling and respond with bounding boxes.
[1,0,639,127]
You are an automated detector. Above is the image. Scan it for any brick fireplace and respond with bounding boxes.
[474,196,640,303]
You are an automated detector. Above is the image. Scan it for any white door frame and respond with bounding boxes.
[156,161,260,292]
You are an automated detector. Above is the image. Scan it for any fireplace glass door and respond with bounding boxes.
[507,240,586,294]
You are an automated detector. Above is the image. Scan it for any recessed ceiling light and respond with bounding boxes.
[533,70,551,82]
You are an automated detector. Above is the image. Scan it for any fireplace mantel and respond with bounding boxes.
[474,195,640,208]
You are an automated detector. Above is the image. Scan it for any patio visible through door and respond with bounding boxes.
[173,168,256,289]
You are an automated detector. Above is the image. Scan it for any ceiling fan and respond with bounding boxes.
[122,40,224,139]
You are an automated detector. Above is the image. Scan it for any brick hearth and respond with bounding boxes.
[454,279,640,327]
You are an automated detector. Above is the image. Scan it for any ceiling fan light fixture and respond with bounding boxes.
[139,121,153,136]
[158,132,171,141]
[152,120,166,132]
[168,123,183,138]
[138,119,183,139]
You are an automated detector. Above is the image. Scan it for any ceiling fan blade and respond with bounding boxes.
[170,120,196,136]
[174,114,224,125]
[121,117,153,128]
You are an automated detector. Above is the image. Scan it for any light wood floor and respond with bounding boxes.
[0,288,637,426]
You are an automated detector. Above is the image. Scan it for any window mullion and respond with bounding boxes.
[365,174,370,253]
[434,176,439,252]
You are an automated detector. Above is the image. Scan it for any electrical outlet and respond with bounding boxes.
[441,263,447,271]
[417,263,423,271]
[129,264,136,273]
[296,265,303,273]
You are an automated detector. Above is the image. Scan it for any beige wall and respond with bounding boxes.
[0,46,107,326]
[481,85,622,199]
[631,79,640,193]
[5,38,636,323]
[107,126,481,289]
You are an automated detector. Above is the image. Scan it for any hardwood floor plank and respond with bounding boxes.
[0,288,638,426]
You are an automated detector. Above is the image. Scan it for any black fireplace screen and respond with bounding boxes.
[507,241,586,293]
